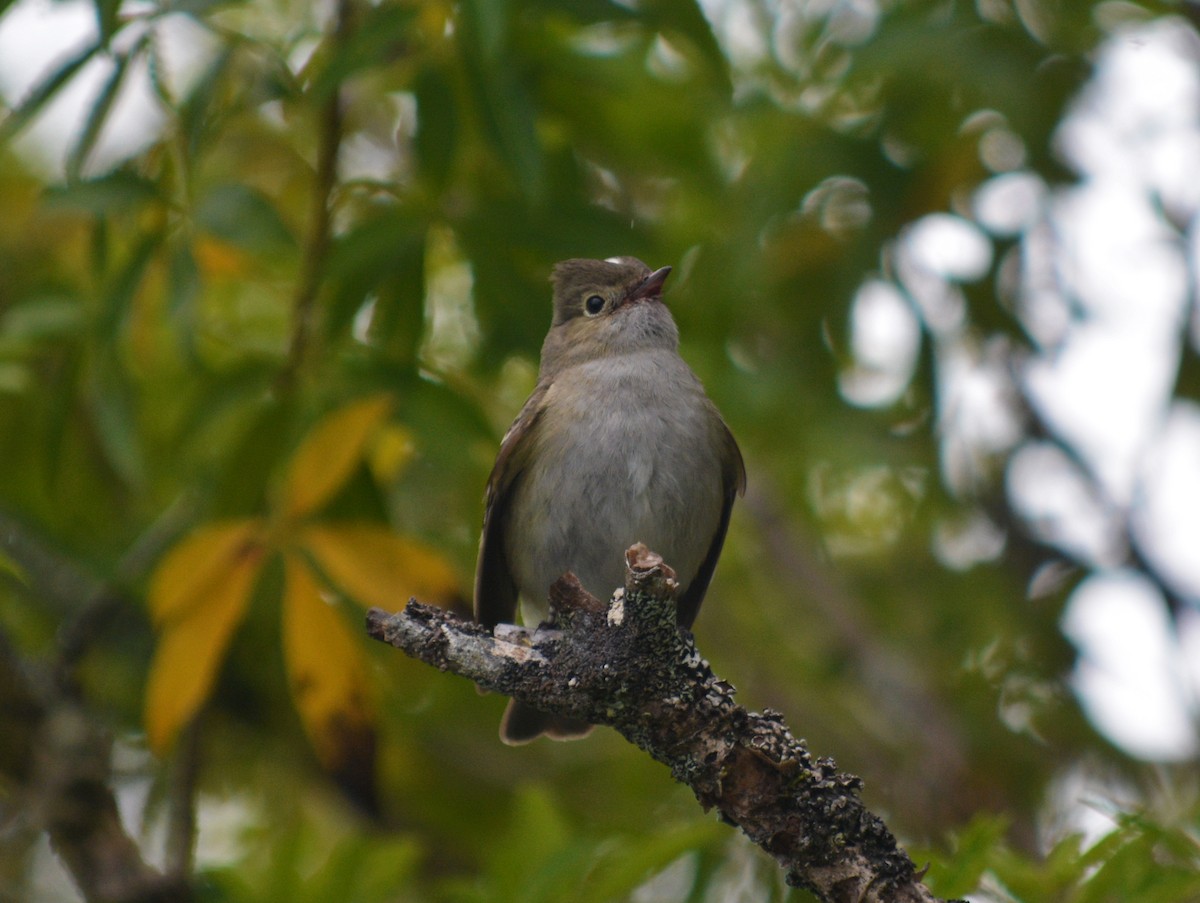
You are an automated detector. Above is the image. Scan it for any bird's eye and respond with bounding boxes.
[584,295,605,316]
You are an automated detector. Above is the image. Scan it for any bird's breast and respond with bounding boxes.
[508,352,725,619]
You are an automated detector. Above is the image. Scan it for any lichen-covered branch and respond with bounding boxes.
[366,544,952,903]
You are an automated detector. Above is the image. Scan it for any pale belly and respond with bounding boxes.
[505,354,724,622]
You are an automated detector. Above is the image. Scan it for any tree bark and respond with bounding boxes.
[0,629,189,903]
[365,544,953,903]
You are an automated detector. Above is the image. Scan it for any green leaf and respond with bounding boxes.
[97,231,162,341]
[210,396,297,517]
[483,64,545,202]
[160,0,242,15]
[0,297,86,344]
[462,0,509,62]
[194,184,296,254]
[307,4,417,98]
[0,547,27,584]
[579,821,721,902]
[523,0,637,25]
[177,45,234,157]
[66,41,144,181]
[459,4,545,201]
[414,64,458,190]
[299,833,422,903]
[919,815,1008,898]
[479,785,573,901]
[167,241,201,324]
[165,362,276,470]
[0,40,103,144]
[92,0,122,43]
[366,237,426,362]
[86,352,146,487]
[324,211,426,358]
[639,0,732,94]
[43,171,162,216]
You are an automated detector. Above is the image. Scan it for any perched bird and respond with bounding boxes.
[474,257,745,744]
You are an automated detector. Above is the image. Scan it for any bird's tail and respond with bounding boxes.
[499,699,593,745]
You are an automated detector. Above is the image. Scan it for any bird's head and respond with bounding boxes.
[541,257,678,375]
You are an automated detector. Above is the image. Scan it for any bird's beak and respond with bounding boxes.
[625,266,672,304]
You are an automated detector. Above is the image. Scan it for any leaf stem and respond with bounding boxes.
[279,0,354,392]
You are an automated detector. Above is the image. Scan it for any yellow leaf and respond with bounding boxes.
[144,545,264,754]
[148,520,263,627]
[280,394,395,519]
[0,548,26,584]
[300,523,460,611]
[281,553,375,771]
[194,235,250,279]
[366,423,416,484]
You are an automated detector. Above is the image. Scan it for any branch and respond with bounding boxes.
[0,505,198,901]
[0,628,189,903]
[366,544,954,903]
[278,0,352,391]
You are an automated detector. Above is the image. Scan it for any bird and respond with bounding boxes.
[474,256,745,744]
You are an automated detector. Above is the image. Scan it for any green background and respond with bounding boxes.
[1,0,1198,900]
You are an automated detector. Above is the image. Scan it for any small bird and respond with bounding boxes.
[474,256,745,744]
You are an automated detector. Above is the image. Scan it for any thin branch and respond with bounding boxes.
[366,545,955,903]
[279,0,353,391]
[0,501,199,900]
[0,628,189,903]
[164,719,201,880]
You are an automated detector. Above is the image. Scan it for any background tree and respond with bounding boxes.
[0,0,1198,900]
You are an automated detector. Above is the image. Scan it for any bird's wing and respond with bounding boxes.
[473,385,548,630]
[675,418,746,629]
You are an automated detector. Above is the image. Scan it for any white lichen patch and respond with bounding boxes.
[491,638,547,665]
[494,623,531,645]
[608,589,626,626]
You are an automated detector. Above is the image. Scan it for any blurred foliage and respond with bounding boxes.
[1,0,1198,900]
